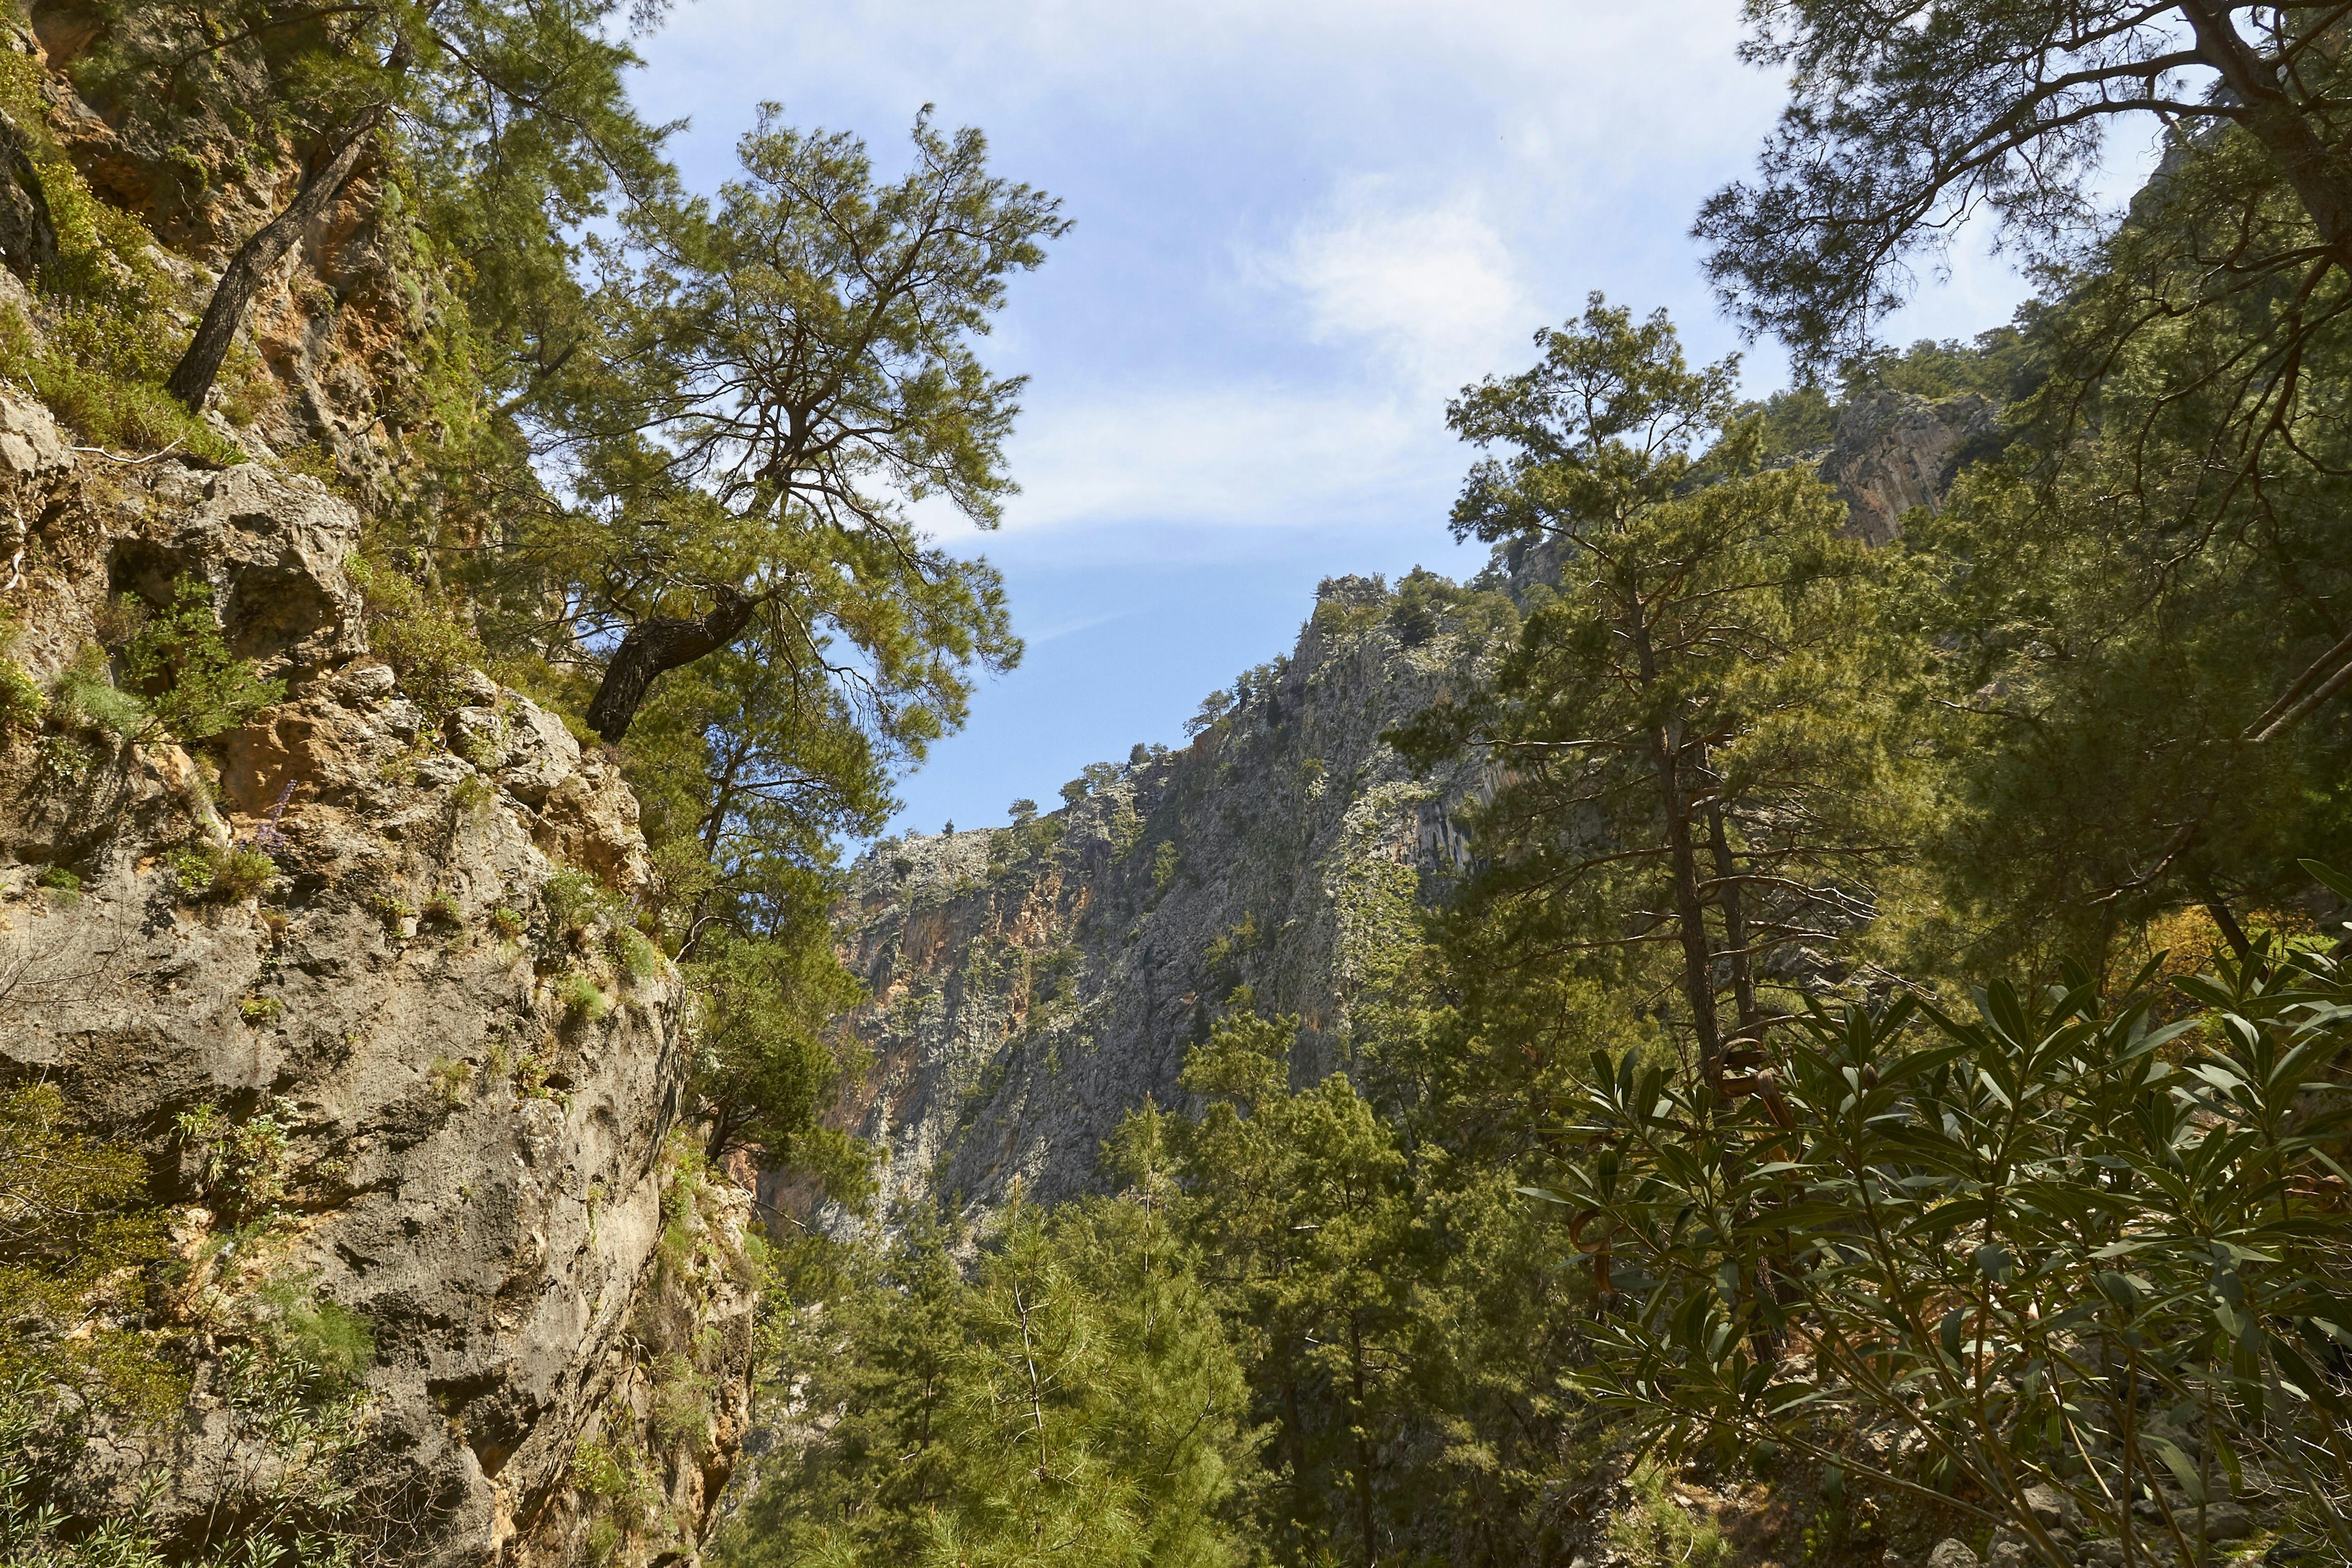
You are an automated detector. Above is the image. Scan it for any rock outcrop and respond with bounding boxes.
[1823,386,2001,546]
[0,391,750,1563]
[816,572,1505,1217]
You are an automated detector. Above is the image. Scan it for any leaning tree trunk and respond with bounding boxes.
[584,586,760,742]
[2178,0,2352,270]
[167,107,384,412]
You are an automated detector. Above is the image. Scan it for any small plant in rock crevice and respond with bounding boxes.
[217,844,276,900]
[175,1098,299,1226]
[115,578,285,743]
[162,843,219,896]
[54,646,149,738]
[559,971,610,1023]
[428,1055,474,1104]
[0,656,43,731]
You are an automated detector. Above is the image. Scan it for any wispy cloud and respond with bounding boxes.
[983,383,1442,537]
[1246,178,1538,399]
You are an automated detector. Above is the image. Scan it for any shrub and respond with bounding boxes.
[346,555,484,725]
[1152,840,1179,894]
[1547,903,2352,1564]
[119,578,285,742]
[557,972,609,1023]
[90,591,150,649]
[238,995,282,1027]
[611,924,662,985]
[53,647,149,738]
[217,845,276,900]
[255,1277,375,1392]
[0,657,43,730]
[648,1353,714,1455]
[0,305,243,466]
[427,1054,473,1103]
[162,844,219,895]
[489,905,526,940]
[423,892,461,925]
[451,771,495,813]
[35,865,78,898]
[541,865,611,937]
[175,1098,296,1225]
[510,1050,552,1097]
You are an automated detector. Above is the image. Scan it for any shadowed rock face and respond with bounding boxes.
[0,392,752,1564]
[820,386,2000,1222]
[1824,386,2002,546]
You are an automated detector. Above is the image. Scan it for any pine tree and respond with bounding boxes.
[1400,296,1926,1088]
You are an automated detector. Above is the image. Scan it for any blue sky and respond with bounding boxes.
[631,2,2043,838]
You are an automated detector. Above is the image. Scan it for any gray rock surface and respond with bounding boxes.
[818,572,1502,1217]
[1825,386,2000,546]
[1927,1540,1984,1568]
[0,397,746,1563]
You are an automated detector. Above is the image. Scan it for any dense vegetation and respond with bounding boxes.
[3,1,2349,1564]
[713,6,2352,1567]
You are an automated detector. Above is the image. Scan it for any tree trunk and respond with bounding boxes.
[1706,793,1760,1035]
[1349,1308,1376,1568]
[1627,608,1724,1087]
[2179,1,2352,268]
[584,586,760,742]
[167,108,384,411]
[2191,867,2255,966]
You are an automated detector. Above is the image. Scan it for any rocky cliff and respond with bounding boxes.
[0,390,751,1562]
[821,385,1992,1218]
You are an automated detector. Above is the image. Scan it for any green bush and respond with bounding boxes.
[558,972,609,1023]
[0,657,43,730]
[649,1352,714,1455]
[612,924,663,984]
[238,995,282,1026]
[119,578,284,742]
[255,1277,375,1392]
[451,771,496,813]
[217,845,276,900]
[542,865,612,937]
[174,1098,296,1225]
[347,555,485,725]
[428,1054,473,1102]
[162,843,218,895]
[53,648,149,739]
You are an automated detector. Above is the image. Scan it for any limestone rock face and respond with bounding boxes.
[0,397,746,1562]
[818,574,1501,1216]
[1825,386,2000,546]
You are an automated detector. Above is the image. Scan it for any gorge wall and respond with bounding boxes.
[822,385,1996,1218]
[0,401,751,1557]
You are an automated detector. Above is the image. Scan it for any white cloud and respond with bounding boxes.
[1248,179,1538,397]
[902,382,1458,549]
